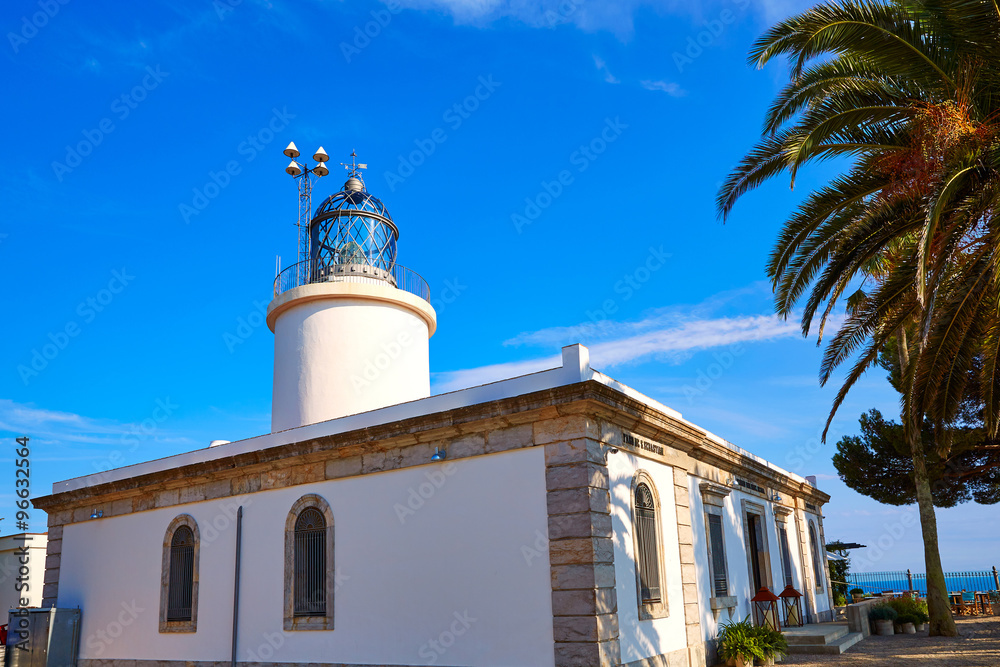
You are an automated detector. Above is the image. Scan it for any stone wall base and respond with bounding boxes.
[620,643,707,667]
[79,662,429,667]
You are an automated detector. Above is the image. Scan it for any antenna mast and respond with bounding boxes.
[282,142,330,286]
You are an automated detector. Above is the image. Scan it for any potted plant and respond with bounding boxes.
[886,596,928,633]
[752,625,789,665]
[896,612,917,634]
[718,616,763,667]
[869,603,897,636]
[850,587,864,604]
[915,608,930,632]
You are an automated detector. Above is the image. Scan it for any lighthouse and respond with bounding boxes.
[267,149,436,432]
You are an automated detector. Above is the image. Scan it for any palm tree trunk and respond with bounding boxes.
[898,328,958,636]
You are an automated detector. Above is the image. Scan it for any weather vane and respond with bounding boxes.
[340,150,367,179]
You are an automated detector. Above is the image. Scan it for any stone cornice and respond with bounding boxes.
[33,379,829,513]
[699,482,732,508]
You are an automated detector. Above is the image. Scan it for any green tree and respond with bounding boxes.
[834,409,1000,506]
[718,0,1000,635]
[825,541,852,603]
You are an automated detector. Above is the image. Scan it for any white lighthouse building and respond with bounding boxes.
[268,157,436,432]
[34,151,838,667]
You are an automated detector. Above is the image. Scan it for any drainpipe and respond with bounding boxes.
[231,506,243,667]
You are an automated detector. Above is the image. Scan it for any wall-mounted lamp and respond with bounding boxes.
[603,447,619,464]
[90,510,104,519]
[431,447,447,462]
[771,492,782,502]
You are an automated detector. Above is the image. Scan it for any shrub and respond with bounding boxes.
[718,616,764,662]
[752,624,788,660]
[887,596,928,622]
[896,612,919,625]
[850,588,864,597]
[869,603,898,621]
[834,593,847,606]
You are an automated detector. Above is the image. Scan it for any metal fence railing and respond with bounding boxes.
[273,258,430,303]
[847,568,1000,595]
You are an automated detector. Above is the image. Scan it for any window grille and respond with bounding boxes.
[778,525,794,588]
[634,483,661,604]
[809,522,824,590]
[707,514,728,597]
[294,508,327,616]
[167,526,194,622]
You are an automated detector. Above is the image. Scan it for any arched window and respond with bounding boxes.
[294,508,327,617]
[635,483,661,604]
[160,515,199,633]
[809,521,824,591]
[168,526,195,620]
[284,494,335,630]
[631,472,667,619]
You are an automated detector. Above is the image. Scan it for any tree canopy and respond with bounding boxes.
[833,408,1000,507]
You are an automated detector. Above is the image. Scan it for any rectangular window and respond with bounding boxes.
[707,513,729,597]
[778,525,793,588]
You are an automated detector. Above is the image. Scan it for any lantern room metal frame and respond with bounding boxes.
[274,150,430,303]
[309,165,398,280]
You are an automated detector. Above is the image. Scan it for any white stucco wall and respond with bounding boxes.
[803,512,831,619]
[270,286,433,432]
[608,453,687,664]
[58,448,554,666]
[0,534,47,614]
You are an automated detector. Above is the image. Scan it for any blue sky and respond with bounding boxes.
[2,0,995,572]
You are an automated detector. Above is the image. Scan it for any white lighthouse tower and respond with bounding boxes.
[267,150,436,432]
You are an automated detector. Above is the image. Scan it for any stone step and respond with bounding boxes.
[786,632,864,655]
[784,625,849,645]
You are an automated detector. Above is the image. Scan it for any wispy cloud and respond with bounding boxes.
[389,0,815,37]
[641,79,685,96]
[593,55,620,84]
[0,399,195,456]
[433,303,803,392]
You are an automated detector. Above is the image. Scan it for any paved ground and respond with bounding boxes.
[782,616,1000,666]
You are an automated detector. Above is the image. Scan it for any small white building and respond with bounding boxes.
[35,161,832,667]
[0,533,47,615]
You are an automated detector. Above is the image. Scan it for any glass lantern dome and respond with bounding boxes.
[309,176,399,281]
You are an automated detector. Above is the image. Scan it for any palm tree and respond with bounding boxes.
[718,0,1000,636]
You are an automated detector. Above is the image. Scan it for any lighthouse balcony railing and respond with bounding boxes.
[274,258,430,302]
